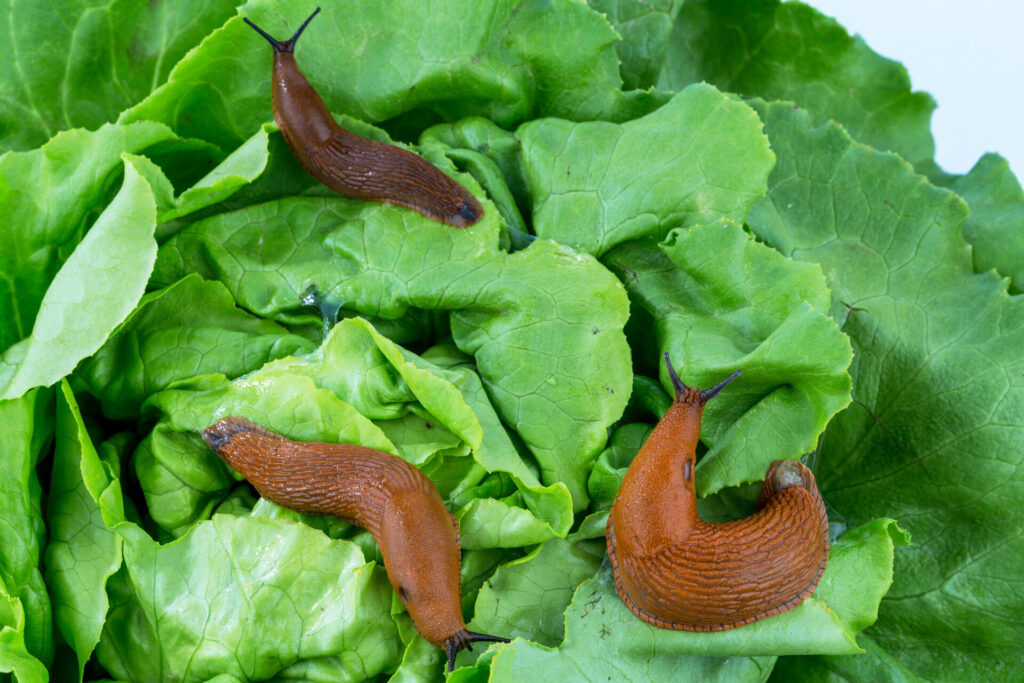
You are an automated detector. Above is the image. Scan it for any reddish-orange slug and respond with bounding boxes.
[202,417,508,671]
[243,8,484,227]
[606,354,830,631]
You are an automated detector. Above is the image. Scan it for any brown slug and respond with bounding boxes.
[243,8,484,227]
[606,354,830,631]
[202,417,508,671]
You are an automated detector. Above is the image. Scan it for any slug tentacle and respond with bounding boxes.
[202,417,509,667]
[243,9,483,227]
[607,355,830,631]
[242,6,320,53]
[444,631,512,673]
[663,351,740,406]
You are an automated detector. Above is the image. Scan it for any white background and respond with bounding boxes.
[801,0,1024,180]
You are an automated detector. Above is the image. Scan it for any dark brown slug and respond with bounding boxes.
[243,8,484,227]
[202,417,508,671]
[606,354,830,631]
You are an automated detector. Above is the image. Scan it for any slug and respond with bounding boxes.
[243,8,484,228]
[202,417,508,671]
[606,354,830,631]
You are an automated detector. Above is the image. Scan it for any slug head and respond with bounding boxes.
[243,6,321,53]
[444,631,511,673]
[663,352,741,407]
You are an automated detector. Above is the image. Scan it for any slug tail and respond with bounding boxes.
[663,352,741,406]
[243,7,320,53]
[443,630,510,673]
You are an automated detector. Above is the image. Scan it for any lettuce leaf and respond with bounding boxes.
[605,220,852,493]
[0,389,53,679]
[151,190,631,509]
[659,0,938,173]
[0,0,238,153]
[122,0,664,151]
[0,122,176,354]
[747,99,1024,680]
[520,84,774,256]
[3,0,1022,680]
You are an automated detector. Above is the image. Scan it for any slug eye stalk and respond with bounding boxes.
[242,6,321,53]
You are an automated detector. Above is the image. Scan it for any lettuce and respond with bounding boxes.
[1,0,1021,680]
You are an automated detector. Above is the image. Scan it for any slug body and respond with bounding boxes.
[244,9,483,227]
[202,417,507,671]
[606,355,829,631]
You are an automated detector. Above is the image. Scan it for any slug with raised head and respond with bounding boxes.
[606,354,830,631]
[202,417,508,671]
[243,8,484,227]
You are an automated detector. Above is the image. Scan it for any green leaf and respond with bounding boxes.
[75,273,314,419]
[588,0,684,90]
[152,196,631,509]
[122,0,663,152]
[1,155,159,399]
[951,153,1024,293]
[421,117,530,213]
[0,595,48,683]
[604,221,853,493]
[467,538,604,649]
[159,124,275,223]
[519,84,775,256]
[46,381,126,681]
[770,634,924,682]
[747,99,1024,679]
[0,121,177,352]
[0,0,238,152]
[0,389,54,672]
[96,515,403,682]
[659,0,937,170]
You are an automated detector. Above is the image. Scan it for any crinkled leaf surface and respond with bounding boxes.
[136,317,572,546]
[467,538,604,649]
[0,0,238,153]
[98,516,401,682]
[258,317,573,544]
[659,0,937,170]
[75,273,314,419]
[747,99,1024,679]
[951,153,1024,293]
[604,221,852,493]
[588,0,684,90]
[152,195,631,509]
[519,84,774,256]
[0,155,158,399]
[0,389,53,678]
[4,0,1016,678]
[122,0,662,151]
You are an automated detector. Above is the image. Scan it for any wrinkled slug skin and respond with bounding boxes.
[606,357,830,631]
[202,417,462,644]
[245,9,483,227]
[202,417,508,671]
